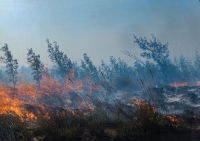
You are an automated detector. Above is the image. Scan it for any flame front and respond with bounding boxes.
[170,81,200,87]
[2,69,199,121]
[170,82,188,87]
[166,116,180,127]
[0,70,97,121]
[0,83,38,121]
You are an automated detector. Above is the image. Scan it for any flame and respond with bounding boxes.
[170,80,200,87]
[131,99,157,113]
[166,116,180,127]
[0,67,194,124]
[131,100,180,127]
[0,83,38,121]
[170,82,188,87]
[196,80,200,86]
[0,69,97,121]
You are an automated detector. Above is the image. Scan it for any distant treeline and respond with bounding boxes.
[0,35,200,89]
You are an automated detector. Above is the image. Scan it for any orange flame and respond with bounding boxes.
[170,82,188,87]
[0,69,97,121]
[196,80,200,86]
[166,116,180,127]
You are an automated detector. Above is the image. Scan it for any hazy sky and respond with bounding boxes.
[0,0,200,66]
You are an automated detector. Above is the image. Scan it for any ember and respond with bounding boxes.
[166,116,180,127]
[170,82,188,87]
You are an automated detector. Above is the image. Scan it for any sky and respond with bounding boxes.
[0,0,200,67]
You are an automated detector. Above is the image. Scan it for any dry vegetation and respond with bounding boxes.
[0,35,200,140]
[0,100,200,141]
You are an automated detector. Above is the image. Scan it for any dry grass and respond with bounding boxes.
[0,102,200,141]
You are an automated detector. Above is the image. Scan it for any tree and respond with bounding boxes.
[0,44,18,90]
[178,54,193,82]
[131,35,174,83]
[46,39,72,78]
[194,51,200,80]
[99,59,111,81]
[109,56,135,79]
[0,69,7,84]
[81,53,99,81]
[133,34,169,65]
[27,48,44,87]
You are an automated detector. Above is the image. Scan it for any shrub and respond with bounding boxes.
[0,114,30,141]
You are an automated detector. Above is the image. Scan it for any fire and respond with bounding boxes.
[0,83,38,121]
[131,99,157,113]
[131,99,144,106]
[170,80,200,87]
[0,69,97,121]
[166,116,180,127]
[170,82,188,87]
[131,100,180,127]
[196,80,200,86]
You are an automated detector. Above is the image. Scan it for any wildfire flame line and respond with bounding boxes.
[0,70,97,121]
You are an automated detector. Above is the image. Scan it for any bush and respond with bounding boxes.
[135,102,167,134]
[37,113,85,141]
[0,114,30,141]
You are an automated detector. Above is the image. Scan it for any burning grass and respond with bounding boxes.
[1,31,200,140]
[0,99,200,141]
[0,71,200,140]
